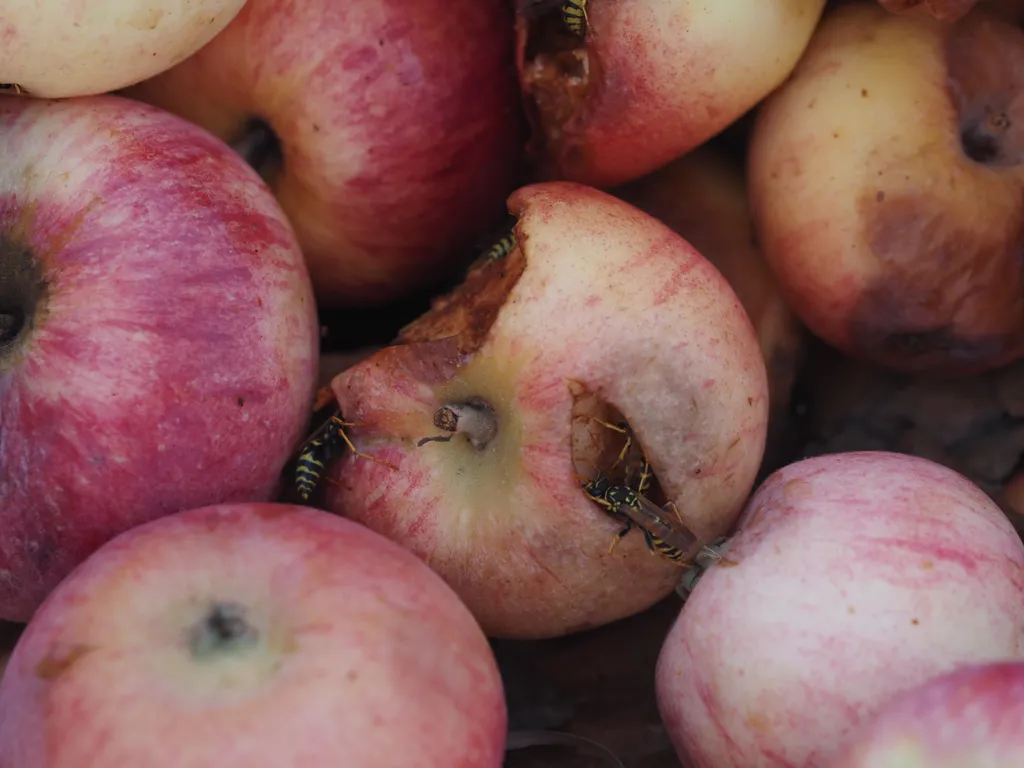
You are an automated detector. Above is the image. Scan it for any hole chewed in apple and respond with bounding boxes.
[324,182,768,639]
[0,234,45,360]
[230,118,284,187]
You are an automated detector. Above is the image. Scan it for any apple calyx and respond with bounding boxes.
[230,118,283,187]
[0,233,45,367]
[417,397,499,451]
[187,601,259,660]
[516,3,594,181]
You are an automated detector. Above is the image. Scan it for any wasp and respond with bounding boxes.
[562,0,589,37]
[0,83,28,96]
[294,410,396,502]
[468,231,517,273]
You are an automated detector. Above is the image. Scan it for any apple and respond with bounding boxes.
[0,502,507,767]
[322,181,769,639]
[0,0,247,98]
[0,94,319,623]
[748,1,1024,375]
[830,660,1024,767]
[656,451,1024,768]
[513,0,826,189]
[878,0,978,21]
[123,0,524,308]
[614,146,807,474]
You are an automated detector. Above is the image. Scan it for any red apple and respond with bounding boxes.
[748,1,1024,374]
[323,181,769,639]
[614,147,807,473]
[124,0,524,307]
[878,0,978,21]
[0,503,507,767]
[0,95,319,623]
[656,452,1024,768]
[831,660,1024,767]
[514,0,826,188]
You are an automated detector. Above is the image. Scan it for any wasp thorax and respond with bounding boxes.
[0,234,45,360]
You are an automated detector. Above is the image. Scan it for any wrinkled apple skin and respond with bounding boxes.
[0,0,247,98]
[125,0,524,307]
[749,2,1024,375]
[831,661,1024,767]
[615,147,806,473]
[0,95,319,622]
[0,503,507,767]
[656,451,1024,768]
[326,182,769,639]
[516,0,826,189]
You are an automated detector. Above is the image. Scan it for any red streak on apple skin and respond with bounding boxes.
[0,95,319,622]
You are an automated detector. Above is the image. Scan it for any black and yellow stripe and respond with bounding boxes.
[562,0,589,37]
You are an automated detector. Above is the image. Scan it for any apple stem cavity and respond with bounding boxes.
[187,601,259,660]
[417,397,499,451]
[230,118,283,186]
[0,234,44,359]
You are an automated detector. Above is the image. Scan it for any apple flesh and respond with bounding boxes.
[514,0,826,189]
[0,0,247,98]
[656,451,1024,768]
[124,0,524,307]
[748,2,1024,375]
[0,94,319,623]
[614,147,806,474]
[323,181,769,639]
[0,502,507,767]
[831,660,1024,767]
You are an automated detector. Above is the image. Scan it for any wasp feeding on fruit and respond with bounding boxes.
[561,0,589,37]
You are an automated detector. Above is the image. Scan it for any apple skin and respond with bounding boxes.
[0,95,319,623]
[656,451,1024,768]
[514,0,826,189]
[0,503,507,767]
[831,660,1024,767]
[0,0,247,98]
[124,0,524,308]
[614,147,806,474]
[748,2,1024,375]
[323,181,769,639]
[878,0,978,21]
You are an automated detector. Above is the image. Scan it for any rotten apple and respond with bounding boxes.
[0,503,507,767]
[748,1,1024,375]
[657,451,1024,768]
[514,0,826,189]
[0,95,319,623]
[124,0,524,307]
[323,181,769,639]
[614,146,807,474]
[0,0,247,98]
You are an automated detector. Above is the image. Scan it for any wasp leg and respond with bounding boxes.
[594,419,633,470]
[607,519,632,556]
[333,420,399,471]
[635,459,653,495]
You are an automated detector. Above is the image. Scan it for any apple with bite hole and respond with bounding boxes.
[657,452,1024,768]
[0,0,247,98]
[614,147,806,474]
[831,660,1024,767]
[0,503,507,767]
[124,0,524,308]
[749,1,1024,375]
[0,94,319,623]
[322,181,769,639]
[513,0,826,189]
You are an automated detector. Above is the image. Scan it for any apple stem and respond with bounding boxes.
[187,601,259,659]
[417,397,498,451]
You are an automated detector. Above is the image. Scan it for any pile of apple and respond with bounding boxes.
[2,0,1024,765]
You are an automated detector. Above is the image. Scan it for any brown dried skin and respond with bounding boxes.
[327,182,769,639]
[748,2,1024,375]
[614,147,807,474]
[878,0,978,21]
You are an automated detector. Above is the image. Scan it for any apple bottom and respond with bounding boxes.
[0,504,507,768]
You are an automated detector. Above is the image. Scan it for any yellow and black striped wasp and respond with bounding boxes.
[293,409,395,502]
[561,0,589,37]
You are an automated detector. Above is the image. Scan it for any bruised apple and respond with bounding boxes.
[0,0,247,98]
[749,2,1024,375]
[324,182,769,639]
[515,0,826,189]
[657,452,1024,768]
[124,0,523,307]
[615,147,806,473]
[0,95,319,622]
[0,503,507,767]
[831,661,1024,767]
